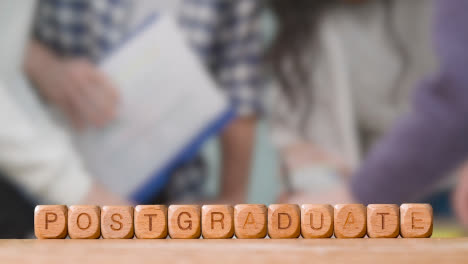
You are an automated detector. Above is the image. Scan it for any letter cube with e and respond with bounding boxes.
[34,205,68,239]
[168,205,201,239]
[334,204,367,238]
[301,204,334,238]
[134,205,167,239]
[68,205,101,239]
[400,204,433,238]
[202,205,234,239]
[101,206,134,239]
[367,204,399,238]
[234,204,267,239]
[268,204,300,238]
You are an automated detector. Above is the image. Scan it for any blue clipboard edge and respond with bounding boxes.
[130,107,236,203]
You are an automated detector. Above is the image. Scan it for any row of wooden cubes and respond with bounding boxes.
[34,203,433,239]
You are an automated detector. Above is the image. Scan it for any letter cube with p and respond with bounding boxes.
[34,205,68,239]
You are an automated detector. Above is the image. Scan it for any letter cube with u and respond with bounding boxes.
[301,204,334,238]
[168,205,201,239]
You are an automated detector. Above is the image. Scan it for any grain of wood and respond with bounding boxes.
[234,204,267,239]
[134,205,167,239]
[202,205,234,239]
[400,203,433,238]
[34,205,68,239]
[367,204,399,238]
[168,205,201,239]
[68,205,101,239]
[334,204,367,238]
[268,204,300,238]
[3,239,468,264]
[301,204,334,238]
[101,206,134,239]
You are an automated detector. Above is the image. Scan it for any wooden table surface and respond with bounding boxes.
[1,238,467,264]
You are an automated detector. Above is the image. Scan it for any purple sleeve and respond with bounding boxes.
[350,0,468,204]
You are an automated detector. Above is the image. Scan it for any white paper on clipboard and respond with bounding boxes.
[71,14,234,202]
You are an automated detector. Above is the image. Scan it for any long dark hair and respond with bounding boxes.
[268,0,408,131]
[268,0,337,108]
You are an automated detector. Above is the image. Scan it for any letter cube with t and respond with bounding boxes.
[367,204,399,238]
[134,205,167,239]
[202,205,234,239]
[168,205,201,239]
[301,204,334,238]
[334,204,367,238]
[400,204,433,238]
[101,206,134,239]
[34,205,68,239]
[68,205,101,239]
[234,204,267,238]
[268,204,300,238]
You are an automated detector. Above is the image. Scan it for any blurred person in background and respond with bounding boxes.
[268,0,468,230]
[24,0,263,203]
[0,1,125,238]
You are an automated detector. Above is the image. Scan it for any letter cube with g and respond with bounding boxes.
[168,205,201,239]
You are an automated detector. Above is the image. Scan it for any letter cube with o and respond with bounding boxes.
[68,205,101,239]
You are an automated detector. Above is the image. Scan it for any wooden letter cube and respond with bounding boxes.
[234,204,267,239]
[202,205,234,239]
[367,204,399,238]
[168,205,201,239]
[68,205,100,239]
[268,204,300,238]
[301,204,334,238]
[400,203,433,238]
[334,204,367,238]
[101,206,134,239]
[34,205,68,239]
[134,205,167,239]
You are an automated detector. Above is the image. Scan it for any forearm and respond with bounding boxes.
[219,116,256,203]
[351,0,468,204]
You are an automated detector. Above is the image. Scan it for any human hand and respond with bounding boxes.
[453,162,468,230]
[25,41,119,130]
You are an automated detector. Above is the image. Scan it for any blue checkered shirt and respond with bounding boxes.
[33,0,265,202]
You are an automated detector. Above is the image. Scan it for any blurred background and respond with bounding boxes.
[0,0,467,238]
